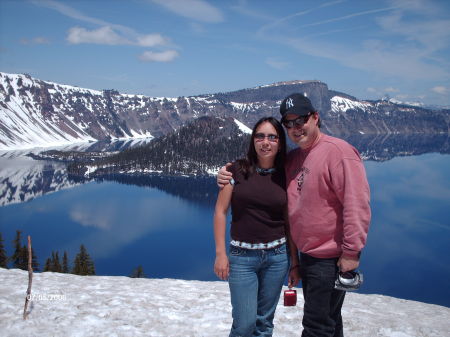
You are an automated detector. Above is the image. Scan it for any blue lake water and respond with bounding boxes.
[0,150,449,307]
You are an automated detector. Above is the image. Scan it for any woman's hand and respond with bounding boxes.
[214,254,229,280]
[288,265,301,288]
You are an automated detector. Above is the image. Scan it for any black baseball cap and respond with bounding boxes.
[280,93,316,120]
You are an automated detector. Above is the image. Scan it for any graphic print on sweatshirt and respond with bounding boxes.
[296,167,310,192]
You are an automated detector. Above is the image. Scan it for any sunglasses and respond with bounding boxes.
[282,113,313,129]
[254,133,279,142]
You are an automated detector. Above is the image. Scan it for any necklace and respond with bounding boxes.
[256,167,276,175]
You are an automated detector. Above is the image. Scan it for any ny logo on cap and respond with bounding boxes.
[286,98,294,109]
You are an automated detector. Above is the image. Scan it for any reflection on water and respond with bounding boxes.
[0,135,449,307]
[0,156,79,206]
[0,138,154,206]
[96,175,218,207]
[342,133,449,161]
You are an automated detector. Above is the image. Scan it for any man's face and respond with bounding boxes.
[284,112,320,149]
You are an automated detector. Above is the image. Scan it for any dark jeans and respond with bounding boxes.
[300,253,346,337]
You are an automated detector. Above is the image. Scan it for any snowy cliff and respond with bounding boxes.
[1,72,448,150]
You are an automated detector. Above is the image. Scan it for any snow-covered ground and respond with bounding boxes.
[0,269,449,337]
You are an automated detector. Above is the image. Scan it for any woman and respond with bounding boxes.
[213,117,299,337]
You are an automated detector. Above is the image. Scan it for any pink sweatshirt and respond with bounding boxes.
[285,134,371,259]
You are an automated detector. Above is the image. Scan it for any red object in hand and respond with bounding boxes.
[284,289,297,306]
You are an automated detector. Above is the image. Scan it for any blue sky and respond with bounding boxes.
[1,0,449,105]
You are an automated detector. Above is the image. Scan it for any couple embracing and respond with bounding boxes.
[213,93,371,337]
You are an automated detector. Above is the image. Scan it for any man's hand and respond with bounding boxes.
[217,163,233,188]
[337,255,359,272]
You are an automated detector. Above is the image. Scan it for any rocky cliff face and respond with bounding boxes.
[1,72,448,150]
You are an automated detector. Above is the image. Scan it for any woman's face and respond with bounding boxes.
[253,122,280,165]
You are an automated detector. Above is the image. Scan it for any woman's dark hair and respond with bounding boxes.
[237,117,287,177]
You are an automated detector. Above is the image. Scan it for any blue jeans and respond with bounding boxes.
[228,243,289,337]
[300,253,346,337]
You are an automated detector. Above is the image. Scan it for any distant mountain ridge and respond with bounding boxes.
[1,72,449,150]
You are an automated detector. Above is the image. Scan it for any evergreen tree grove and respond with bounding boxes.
[43,251,67,272]
[72,245,95,276]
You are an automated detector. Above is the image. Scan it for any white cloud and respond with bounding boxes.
[265,57,289,70]
[299,5,399,29]
[20,37,51,45]
[67,26,129,45]
[67,26,169,47]
[384,87,400,93]
[189,22,206,34]
[284,35,446,81]
[230,0,276,21]
[34,37,51,44]
[150,0,224,23]
[258,0,347,35]
[376,9,450,52]
[139,50,179,62]
[34,0,174,51]
[136,34,169,47]
[31,0,107,26]
[259,1,450,83]
[431,86,449,95]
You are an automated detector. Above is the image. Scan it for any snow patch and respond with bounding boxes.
[0,269,449,337]
[233,119,252,134]
[331,96,373,113]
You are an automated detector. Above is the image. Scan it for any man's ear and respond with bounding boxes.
[313,112,320,126]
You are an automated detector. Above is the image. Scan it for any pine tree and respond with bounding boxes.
[72,245,95,275]
[0,233,7,268]
[16,244,37,271]
[17,245,28,270]
[44,258,52,272]
[11,230,38,271]
[11,230,23,269]
[51,251,62,272]
[31,247,39,271]
[130,265,146,278]
[62,251,69,273]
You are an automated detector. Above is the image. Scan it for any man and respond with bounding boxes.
[217,93,371,336]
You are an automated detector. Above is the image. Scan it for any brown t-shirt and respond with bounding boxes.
[229,162,287,244]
